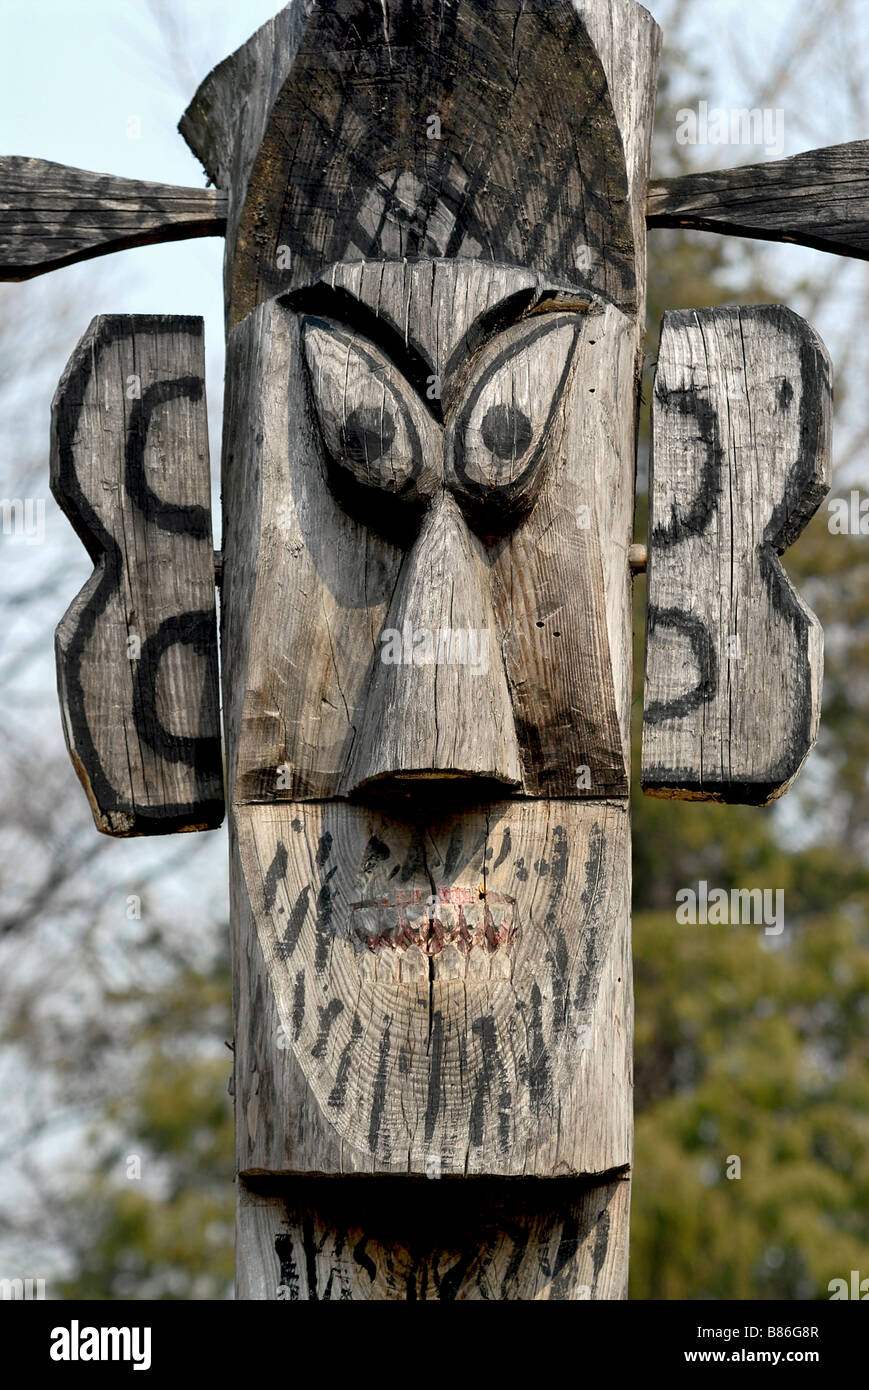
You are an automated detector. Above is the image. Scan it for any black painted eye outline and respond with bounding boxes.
[445,316,582,526]
[301,316,442,527]
[301,306,584,538]
[329,335,426,489]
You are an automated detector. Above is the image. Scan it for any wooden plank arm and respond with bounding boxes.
[647,139,869,260]
[0,157,227,281]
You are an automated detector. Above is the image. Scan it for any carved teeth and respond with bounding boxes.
[350,889,518,956]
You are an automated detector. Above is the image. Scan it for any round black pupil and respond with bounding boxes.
[342,406,395,465]
[480,403,533,461]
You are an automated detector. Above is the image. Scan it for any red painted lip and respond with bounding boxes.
[350,887,518,956]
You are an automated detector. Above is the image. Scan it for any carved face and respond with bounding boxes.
[224,260,633,805]
[222,260,635,1175]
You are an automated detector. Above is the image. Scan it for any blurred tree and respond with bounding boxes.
[53,960,235,1300]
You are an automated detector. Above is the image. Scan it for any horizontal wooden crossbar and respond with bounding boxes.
[647,139,869,260]
[0,157,227,280]
[3,140,868,284]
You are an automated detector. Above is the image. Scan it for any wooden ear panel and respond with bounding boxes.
[642,305,832,804]
[51,315,224,835]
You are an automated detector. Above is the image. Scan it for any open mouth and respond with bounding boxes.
[350,886,519,957]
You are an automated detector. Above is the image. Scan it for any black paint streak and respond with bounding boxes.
[470,1015,512,1153]
[367,1022,392,1154]
[124,376,210,536]
[399,832,429,885]
[650,385,723,548]
[424,1011,444,1144]
[352,1235,377,1284]
[572,821,608,1020]
[435,1252,477,1302]
[311,998,344,1060]
[644,607,717,724]
[527,983,551,1114]
[131,610,222,772]
[442,824,466,885]
[592,1207,611,1282]
[328,1013,363,1109]
[263,842,288,914]
[277,883,310,961]
[314,866,339,972]
[492,828,512,871]
[274,1234,300,1301]
[360,835,391,875]
[551,1212,580,1295]
[291,970,305,1041]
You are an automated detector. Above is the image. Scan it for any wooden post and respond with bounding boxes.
[175,0,660,1300]
[1,0,845,1300]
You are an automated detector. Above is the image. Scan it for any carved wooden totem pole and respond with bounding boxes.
[3,0,862,1297]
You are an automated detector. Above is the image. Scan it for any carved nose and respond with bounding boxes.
[345,491,522,798]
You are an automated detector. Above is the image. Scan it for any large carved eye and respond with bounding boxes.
[445,315,581,530]
[301,316,441,529]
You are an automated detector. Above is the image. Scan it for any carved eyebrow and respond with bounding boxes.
[284,282,442,421]
[285,278,605,421]
[442,286,600,384]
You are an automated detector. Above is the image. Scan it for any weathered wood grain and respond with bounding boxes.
[51,315,224,835]
[0,158,226,281]
[182,0,647,328]
[206,0,660,1300]
[647,140,869,261]
[237,1175,630,1300]
[345,492,525,792]
[221,267,631,804]
[642,305,832,803]
[579,0,661,328]
[232,799,632,1178]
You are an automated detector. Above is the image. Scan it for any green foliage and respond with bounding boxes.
[55,964,235,1301]
[630,910,869,1299]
